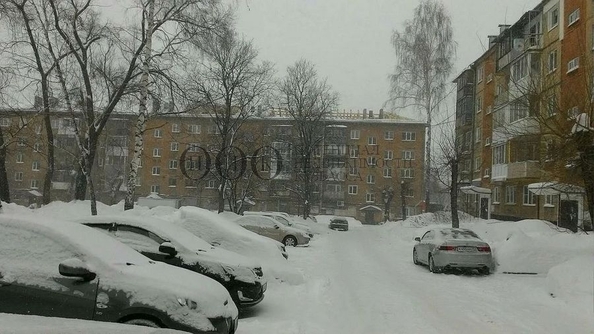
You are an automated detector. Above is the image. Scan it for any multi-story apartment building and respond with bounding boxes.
[0,107,426,224]
[455,0,594,230]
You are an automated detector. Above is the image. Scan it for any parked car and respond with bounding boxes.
[413,228,494,275]
[243,211,313,237]
[235,215,311,247]
[0,215,238,334]
[328,217,349,231]
[76,215,267,309]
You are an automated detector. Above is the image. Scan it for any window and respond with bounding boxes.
[568,8,580,26]
[402,132,416,141]
[151,166,161,175]
[349,166,358,176]
[486,105,492,114]
[475,156,481,171]
[402,150,414,160]
[483,168,490,178]
[349,147,359,158]
[206,180,216,189]
[154,129,162,138]
[152,148,161,157]
[17,137,26,147]
[368,137,377,145]
[477,66,484,83]
[350,129,360,139]
[505,186,516,204]
[170,142,179,151]
[337,201,344,207]
[16,152,23,163]
[512,55,528,81]
[400,168,414,178]
[326,184,342,193]
[476,95,482,113]
[510,100,529,123]
[384,131,394,140]
[366,156,377,166]
[367,174,375,184]
[486,73,493,83]
[385,150,394,160]
[15,172,23,181]
[187,143,201,152]
[171,123,180,133]
[150,185,160,193]
[35,125,42,134]
[168,177,177,187]
[0,118,11,127]
[568,106,580,119]
[567,57,579,73]
[547,95,557,117]
[549,7,559,30]
[383,167,392,178]
[33,142,41,152]
[32,161,40,171]
[548,50,558,73]
[348,185,358,195]
[545,194,555,207]
[475,127,482,143]
[485,137,491,146]
[188,124,201,134]
[30,179,39,189]
[523,186,536,205]
[208,125,220,135]
[366,193,375,203]
[169,160,178,169]
[492,187,500,204]
[493,144,506,164]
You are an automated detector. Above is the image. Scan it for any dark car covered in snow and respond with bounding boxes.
[329,218,349,231]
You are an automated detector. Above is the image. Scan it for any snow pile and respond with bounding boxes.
[546,256,594,311]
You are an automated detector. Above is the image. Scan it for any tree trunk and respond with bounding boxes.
[450,158,460,228]
[424,111,432,213]
[0,126,10,204]
[580,146,594,231]
[74,159,87,200]
[41,90,55,205]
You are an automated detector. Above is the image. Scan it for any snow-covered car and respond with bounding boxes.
[235,215,311,247]
[243,211,313,237]
[76,215,267,309]
[329,217,349,231]
[413,228,494,275]
[0,215,238,333]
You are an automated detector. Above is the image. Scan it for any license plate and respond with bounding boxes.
[457,246,477,252]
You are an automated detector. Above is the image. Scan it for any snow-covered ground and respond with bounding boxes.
[1,202,592,334]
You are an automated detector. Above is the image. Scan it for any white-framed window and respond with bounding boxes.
[383,167,392,178]
[476,95,482,113]
[154,129,162,138]
[523,186,536,205]
[548,50,558,73]
[493,144,506,164]
[512,55,528,81]
[33,142,41,152]
[151,166,161,175]
[475,127,482,143]
[350,129,360,140]
[32,161,40,171]
[475,156,481,171]
[568,8,580,26]
[326,184,342,193]
[168,177,177,188]
[385,150,394,160]
[402,150,414,160]
[400,168,414,178]
[169,160,178,169]
[483,168,490,178]
[171,123,180,133]
[0,118,11,127]
[349,147,359,158]
[365,192,375,203]
[150,185,160,193]
[206,180,216,189]
[153,148,161,157]
[505,186,516,204]
[16,152,23,163]
[15,172,23,181]
[549,7,559,30]
[568,106,580,119]
[349,166,358,176]
[492,187,500,204]
[485,137,491,146]
[567,57,579,73]
[30,179,39,189]
[188,124,201,134]
[402,132,416,141]
[477,65,484,83]
[348,185,358,195]
[367,156,377,166]
[384,131,394,140]
[187,143,201,152]
[545,194,555,207]
[367,174,375,184]
[170,142,179,151]
[368,136,377,145]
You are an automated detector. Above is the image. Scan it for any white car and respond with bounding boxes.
[243,211,313,237]
[235,215,311,247]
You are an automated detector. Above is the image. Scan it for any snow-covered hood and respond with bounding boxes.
[182,246,263,284]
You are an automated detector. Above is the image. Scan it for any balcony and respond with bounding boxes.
[494,91,509,108]
[507,161,540,179]
[324,192,345,200]
[491,164,508,181]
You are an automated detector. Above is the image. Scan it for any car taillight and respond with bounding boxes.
[477,246,491,252]
[438,245,456,251]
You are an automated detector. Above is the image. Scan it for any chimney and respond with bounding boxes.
[498,24,510,34]
[379,108,384,119]
[488,35,498,48]
[362,108,367,119]
[369,109,374,119]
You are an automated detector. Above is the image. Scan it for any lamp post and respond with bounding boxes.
[382,186,395,223]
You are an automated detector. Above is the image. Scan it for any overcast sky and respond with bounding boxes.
[234,0,541,119]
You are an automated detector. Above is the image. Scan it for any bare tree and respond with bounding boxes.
[0,66,11,210]
[188,26,274,213]
[433,123,462,228]
[389,0,456,213]
[279,59,339,219]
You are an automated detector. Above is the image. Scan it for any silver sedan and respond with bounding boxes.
[413,228,494,275]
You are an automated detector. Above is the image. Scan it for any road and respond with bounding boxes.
[238,225,593,334]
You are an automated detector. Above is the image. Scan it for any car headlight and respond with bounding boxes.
[177,297,198,310]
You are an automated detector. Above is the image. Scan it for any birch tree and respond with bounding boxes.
[390,0,456,212]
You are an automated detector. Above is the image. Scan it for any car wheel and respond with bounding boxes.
[412,249,420,265]
[428,255,440,273]
[125,319,161,328]
[283,236,297,247]
[479,267,490,275]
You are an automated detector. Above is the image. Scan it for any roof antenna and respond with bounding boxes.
[476,32,486,52]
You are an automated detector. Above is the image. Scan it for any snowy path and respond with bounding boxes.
[238,225,594,334]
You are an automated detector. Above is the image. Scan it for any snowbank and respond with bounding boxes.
[546,256,594,312]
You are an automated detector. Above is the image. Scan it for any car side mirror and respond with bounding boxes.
[274,224,280,229]
[414,237,421,242]
[159,242,178,256]
[59,258,96,282]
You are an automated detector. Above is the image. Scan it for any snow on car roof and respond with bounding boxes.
[435,228,480,239]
